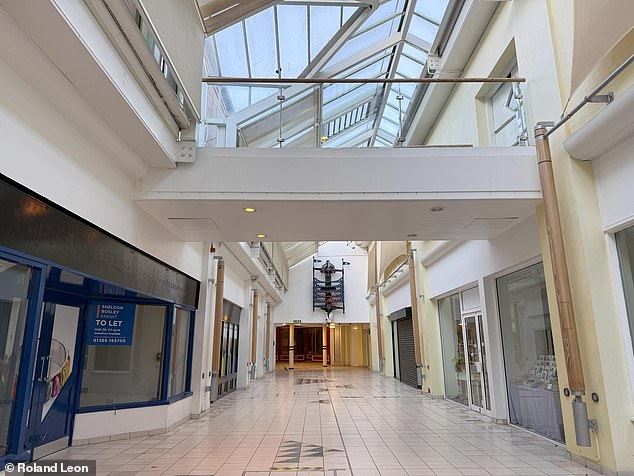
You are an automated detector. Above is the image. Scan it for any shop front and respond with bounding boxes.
[0,177,199,464]
[438,288,491,413]
[390,307,418,389]
[497,262,565,442]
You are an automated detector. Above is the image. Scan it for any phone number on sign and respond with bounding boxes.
[91,337,127,344]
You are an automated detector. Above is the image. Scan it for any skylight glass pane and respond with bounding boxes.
[250,87,278,104]
[214,23,248,76]
[310,6,342,61]
[397,54,424,78]
[332,49,393,77]
[380,119,399,136]
[342,6,356,25]
[218,86,250,114]
[410,14,439,44]
[383,104,401,124]
[245,8,278,77]
[327,21,395,66]
[415,0,449,23]
[366,0,406,26]
[277,5,308,77]
[402,43,428,64]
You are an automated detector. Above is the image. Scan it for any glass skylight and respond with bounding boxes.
[203,0,451,148]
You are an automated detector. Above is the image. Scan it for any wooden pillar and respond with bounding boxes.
[535,127,585,394]
[250,289,259,369]
[265,302,271,370]
[288,323,295,370]
[321,325,328,367]
[210,258,225,401]
[407,242,423,388]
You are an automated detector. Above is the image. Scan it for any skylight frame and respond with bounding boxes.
[206,0,451,148]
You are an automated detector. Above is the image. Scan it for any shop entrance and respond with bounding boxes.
[463,313,491,412]
[27,294,84,459]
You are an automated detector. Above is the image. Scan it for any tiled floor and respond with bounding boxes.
[47,367,600,476]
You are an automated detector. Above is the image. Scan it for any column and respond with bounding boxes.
[265,302,271,371]
[407,241,424,389]
[250,289,258,379]
[322,324,328,367]
[288,323,295,370]
[210,258,225,402]
[535,126,590,446]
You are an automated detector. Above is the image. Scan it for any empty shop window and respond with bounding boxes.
[80,305,167,408]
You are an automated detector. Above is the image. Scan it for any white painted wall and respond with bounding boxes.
[384,279,411,316]
[426,214,542,298]
[593,137,634,232]
[275,242,370,325]
[73,395,191,441]
[0,6,204,280]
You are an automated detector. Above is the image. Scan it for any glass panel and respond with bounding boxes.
[214,23,249,76]
[477,315,492,410]
[220,322,229,377]
[397,54,425,78]
[415,0,449,23]
[169,309,191,397]
[616,226,634,350]
[42,305,80,421]
[497,263,564,442]
[0,259,32,456]
[464,316,482,407]
[438,294,468,406]
[327,21,396,67]
[80,305,166,407]
[245,8,278,77]
[410,14,439,44]
[277,5,309,78]
[310,6,342,61]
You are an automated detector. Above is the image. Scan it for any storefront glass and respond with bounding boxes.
[168,308,191,397]
[0,259,33,456]
[497,263,564,442]
[80,305,166,407]
[615,226,634,351]
[438,294,468,406]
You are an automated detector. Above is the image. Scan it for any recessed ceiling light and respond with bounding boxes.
[430,206,445,212]
[243,207,256,213]
[407,233,418,238]
[256,233,266,239]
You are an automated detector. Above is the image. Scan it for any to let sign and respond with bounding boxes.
[87,303,136,345]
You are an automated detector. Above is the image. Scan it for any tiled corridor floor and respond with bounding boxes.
[49,368,600,476]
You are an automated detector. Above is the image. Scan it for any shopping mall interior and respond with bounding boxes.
[0,0,634,475]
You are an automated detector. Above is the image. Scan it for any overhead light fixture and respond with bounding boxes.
[430,206,445,212]
[243,207,256,213]
[407,233,418,238]
[257,233,266,239]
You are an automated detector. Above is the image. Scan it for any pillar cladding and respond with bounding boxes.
[210,258,225,402]
[535,126,590,447]
[250,289,259,379]
[322,324,328,367]
[265,302,271,371]
[288,323,295,370]
[407,242,423,389]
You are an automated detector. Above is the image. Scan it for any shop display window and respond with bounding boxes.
[615,226,634,352]
[80,305,166,407]
[497,263,564,442]
[439,294,468,406]
[0,259,33,456]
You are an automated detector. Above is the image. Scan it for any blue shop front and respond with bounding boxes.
[0,176,199,465]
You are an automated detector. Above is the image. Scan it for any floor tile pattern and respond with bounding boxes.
[45,367,601,476]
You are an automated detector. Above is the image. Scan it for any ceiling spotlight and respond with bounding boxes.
[430,206,445,212]
[243,207,256,213]
[256,233,266,239]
